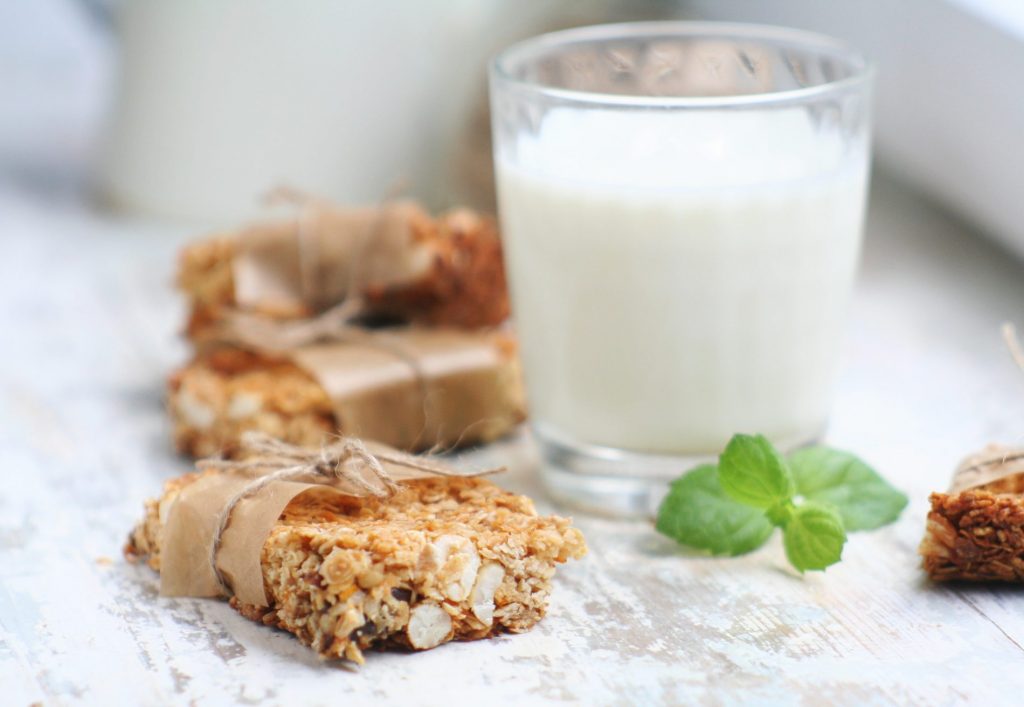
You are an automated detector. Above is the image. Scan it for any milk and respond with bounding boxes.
[496,109,868,455]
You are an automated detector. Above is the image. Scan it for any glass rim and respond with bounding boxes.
[491,21,874,109]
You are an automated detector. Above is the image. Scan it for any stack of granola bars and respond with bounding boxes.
[167,199,525,457]
[125,198,585,664]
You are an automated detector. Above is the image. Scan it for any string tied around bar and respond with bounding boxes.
[197,431,503,595]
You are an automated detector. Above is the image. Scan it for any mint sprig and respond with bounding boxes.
[656,434,907,573]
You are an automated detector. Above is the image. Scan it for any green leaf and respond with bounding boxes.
[782,502,846,572]
[718,434,795,509]
[788,447,908,531]
[656,465,775,556]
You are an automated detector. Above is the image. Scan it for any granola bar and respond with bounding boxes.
[920,444,1024,581]
[125,473,586,663]
[921,470,1024,582]
[168,334,525,457]
[179,206,509,338]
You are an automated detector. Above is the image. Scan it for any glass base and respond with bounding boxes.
[536,425,823,518]
[536,428,714,519]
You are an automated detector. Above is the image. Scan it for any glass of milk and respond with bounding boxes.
[490,22,873,516]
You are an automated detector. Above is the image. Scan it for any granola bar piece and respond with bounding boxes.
[168,340,525,458]
[179,207,509,337]
[169,347,335,457]
[125,474,587,663]
[920,445,1024,582]
[921,472,1024,582]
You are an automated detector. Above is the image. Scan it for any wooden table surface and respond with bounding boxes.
[3,174,1024,706]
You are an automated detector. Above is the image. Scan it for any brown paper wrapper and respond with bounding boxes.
[159,471,316,604]
[233,201,433,313]
[159,440,487,606]
[949,444,1024,493]
[289,328,515,451]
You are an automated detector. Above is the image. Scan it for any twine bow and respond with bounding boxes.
[197,431,503,595]
[224,186,412,351]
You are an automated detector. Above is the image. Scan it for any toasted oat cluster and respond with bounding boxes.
[168,348,336,458]
[167,344,525,458]
[179,208,509,338]
[125,475,586,664]
[921,476,1024,582]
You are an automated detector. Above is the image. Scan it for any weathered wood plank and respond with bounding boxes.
[3,176,1024,705]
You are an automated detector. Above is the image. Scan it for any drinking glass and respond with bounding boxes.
[490,22,873,516]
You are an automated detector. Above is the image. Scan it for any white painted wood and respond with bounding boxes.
[2,174,1024,706]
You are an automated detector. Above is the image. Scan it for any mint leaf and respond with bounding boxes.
[718,434,795,509]
[788,447,908,531]
[782,502,846,572]
[656,465,775,556]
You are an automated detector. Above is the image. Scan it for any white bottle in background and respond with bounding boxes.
[98,0,484,222]
[96,0,672,223]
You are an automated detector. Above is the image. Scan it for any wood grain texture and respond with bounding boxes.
[3,175,1024,706]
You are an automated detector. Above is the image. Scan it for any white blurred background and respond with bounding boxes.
[4,0,1024,259]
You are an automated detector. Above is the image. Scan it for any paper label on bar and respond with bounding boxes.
[950,444,1024,493]
[158,471,327,605]
[290,329,510,450]
[232,201,432,312]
